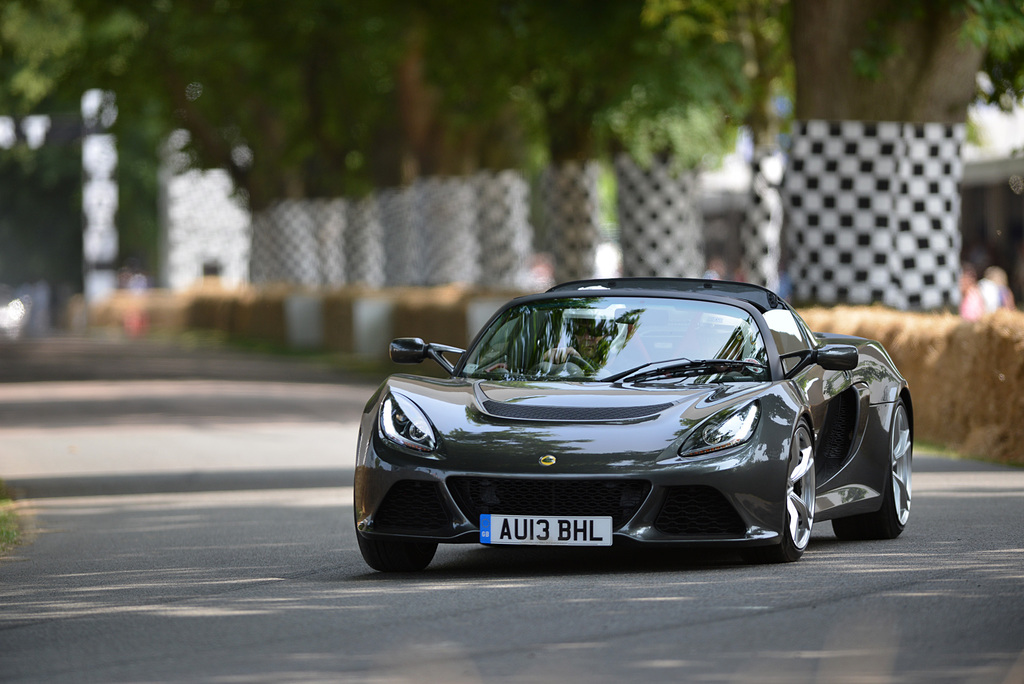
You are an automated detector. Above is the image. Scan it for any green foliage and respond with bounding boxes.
[838,1,1024,109]
[0,0,83,113]
[0,480,20,554]
[2,0,1023,289]
[965,0,1024,111]
[642,0,791,148]
[604,102,735,171]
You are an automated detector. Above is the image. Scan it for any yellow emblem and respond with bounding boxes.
[539,455,557,466]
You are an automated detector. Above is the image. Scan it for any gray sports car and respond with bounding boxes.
[354,278,912,571]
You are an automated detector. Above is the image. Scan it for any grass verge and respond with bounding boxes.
[0,480,20,555]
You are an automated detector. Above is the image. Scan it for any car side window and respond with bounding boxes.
[763,308,811,373]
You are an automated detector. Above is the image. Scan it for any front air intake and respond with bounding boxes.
[654,486,746,536]
[373,480,451,532]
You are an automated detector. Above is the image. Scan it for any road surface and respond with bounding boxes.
[1,336,1022,683]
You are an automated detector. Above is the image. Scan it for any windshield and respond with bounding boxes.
[461,296,769,383]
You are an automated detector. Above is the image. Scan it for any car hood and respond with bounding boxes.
[383,376,770,471]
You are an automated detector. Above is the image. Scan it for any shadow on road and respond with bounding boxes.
[0,334,387,385]
[6,468,355,499]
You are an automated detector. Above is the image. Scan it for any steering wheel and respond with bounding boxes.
[531,354,595,377]
[566,353,596,373]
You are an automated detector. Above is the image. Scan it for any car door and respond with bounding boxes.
[764,308,852,428]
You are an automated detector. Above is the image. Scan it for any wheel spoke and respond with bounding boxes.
[787,427,815,551]
[790,444,814,482]
[788,490,811,549]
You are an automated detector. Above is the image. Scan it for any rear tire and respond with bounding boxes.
[832,399,911,540]
[744,421,815,564]
[357,532,437,572]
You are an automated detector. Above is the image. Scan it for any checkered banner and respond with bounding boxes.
[540,161,602,283]
[740,153,784,292]
[615,154,704,278]
[784,120,964,310]
[247,172,533,289]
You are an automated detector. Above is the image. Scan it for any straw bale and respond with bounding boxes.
[391,285,473,349]
[88,290,189,333]
[800,306,1024,464]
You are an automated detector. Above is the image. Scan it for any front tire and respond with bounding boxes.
[744,421,815,564]
[832,399,912,540]
[356,532,438,572]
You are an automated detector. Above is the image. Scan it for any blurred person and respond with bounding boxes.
[978,266,1015,312]
[1013,242,1024,307]
[703,257,727,280]
[541,317,610,369]
[959,263,985,321]
[777,262,794,302]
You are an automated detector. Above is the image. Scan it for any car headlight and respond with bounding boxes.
[678,403,759,458]
[379,392,438,452]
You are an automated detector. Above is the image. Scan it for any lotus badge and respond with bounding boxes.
[539,455,557,466]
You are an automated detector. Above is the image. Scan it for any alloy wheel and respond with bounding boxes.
[788,425,816,551]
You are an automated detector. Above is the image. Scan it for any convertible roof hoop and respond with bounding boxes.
[548,278,784,312]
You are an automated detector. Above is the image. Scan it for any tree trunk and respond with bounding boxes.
[792,0,984,124]
[786,1,977,310]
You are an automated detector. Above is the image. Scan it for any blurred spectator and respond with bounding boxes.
[978,266,1015,312]
[527,253,555,291]
[703,257,727,280]
[1014,242,1024,306]
[15,281,50,337]
[959,264,985,321]
[777,261,793,302]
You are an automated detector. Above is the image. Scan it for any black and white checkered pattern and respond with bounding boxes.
[345,196,386,288]
[379,186,424,286]
[475,170,533,289]
[418,177,480,286]
[317,199,347,286]
[540,161,601,283]
[250,200,322,286]
[741,153,783,291]
[165,168,251,290]
[248,176,533,290]
[615,154,704,278]
[784,120,963,309]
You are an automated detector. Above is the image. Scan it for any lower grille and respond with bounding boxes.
[374,480,451,532]
[447,477,650,529]
[654,486,746,536]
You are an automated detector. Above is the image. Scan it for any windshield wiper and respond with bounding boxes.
[604,358,766,383]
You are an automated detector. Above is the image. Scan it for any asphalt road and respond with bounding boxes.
[1,336,1023,683]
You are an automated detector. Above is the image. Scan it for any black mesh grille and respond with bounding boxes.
[374,480,451,532]
[482,400,674,421]
[654,486,746,536]
[447,477,650,529]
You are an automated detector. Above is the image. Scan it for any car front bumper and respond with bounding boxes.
[354,429,791,549]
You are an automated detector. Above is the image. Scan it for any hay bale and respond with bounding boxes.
[800,306,1024,464]
[391,285,473,350]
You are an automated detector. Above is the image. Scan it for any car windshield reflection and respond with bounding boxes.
[461,296,769,383]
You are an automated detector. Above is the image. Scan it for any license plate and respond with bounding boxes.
[479,514,613,546]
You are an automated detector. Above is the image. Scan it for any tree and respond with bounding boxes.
[643,0,790,151]
[792,0,984,123]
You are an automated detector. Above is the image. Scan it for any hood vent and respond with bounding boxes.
[481,399,674,422]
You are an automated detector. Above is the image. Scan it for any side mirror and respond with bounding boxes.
[781,344,858,378]
[390,337,428,364]
[389,337,465,375]
[815,344,858,371]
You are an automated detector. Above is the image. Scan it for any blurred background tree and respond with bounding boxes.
[1,0,1022,291]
